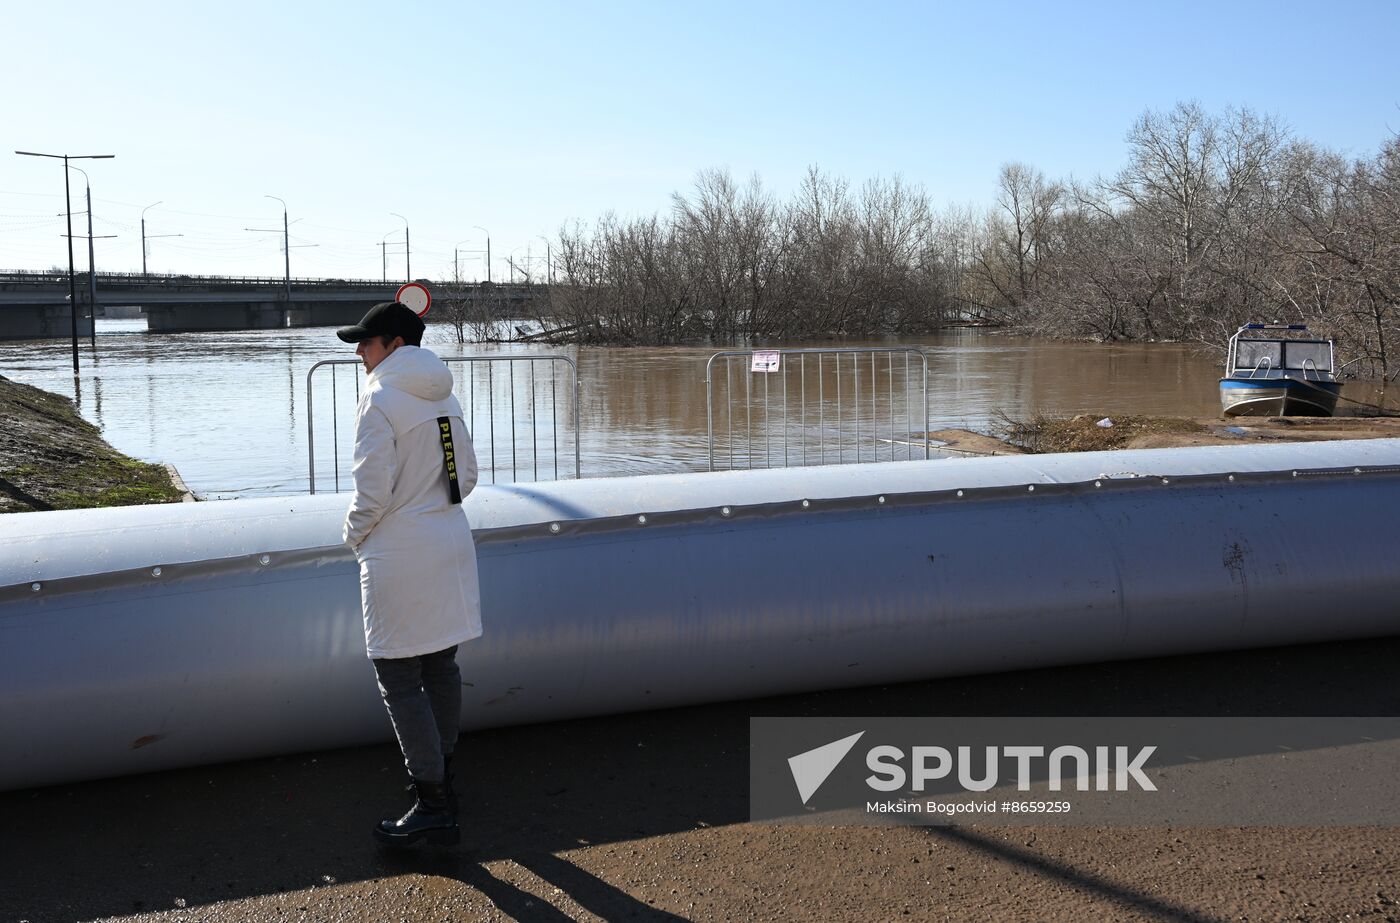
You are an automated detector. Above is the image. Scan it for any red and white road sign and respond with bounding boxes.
[396,282,432,317]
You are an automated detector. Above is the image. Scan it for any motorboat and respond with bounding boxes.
[1219,323,1342,417]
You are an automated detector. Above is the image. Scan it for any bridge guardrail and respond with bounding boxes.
[0,270,552,291]
[306,354,581,494]
[0,271,409,288]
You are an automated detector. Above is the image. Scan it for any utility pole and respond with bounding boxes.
[473,225,491,283]
[509,246,530,284]
[456,238,473,281]
[141,201,181,276]
[141,202,159,276]
[15,150,114,373]
[391,213,410,282]
[538,236,553,284]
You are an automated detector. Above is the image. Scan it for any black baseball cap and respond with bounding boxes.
[336,301,426,343]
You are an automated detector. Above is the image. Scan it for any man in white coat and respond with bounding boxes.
[337,301,482,847]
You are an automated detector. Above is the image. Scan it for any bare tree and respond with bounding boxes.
[971,163,1064,315]
[1277,136,1400,378]
[430,279,510,344]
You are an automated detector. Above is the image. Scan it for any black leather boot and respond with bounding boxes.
[373,779,459,846]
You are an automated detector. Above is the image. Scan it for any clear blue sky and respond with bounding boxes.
[3,0,1397,283]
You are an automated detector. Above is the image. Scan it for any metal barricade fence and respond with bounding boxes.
[306,355,581,494]
[705,347,929,471]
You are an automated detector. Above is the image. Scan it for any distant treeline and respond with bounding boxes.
[543,167,961,343]
[443,102,1400,378]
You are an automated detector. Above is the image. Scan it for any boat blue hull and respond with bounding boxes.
[1219,377,1342,417]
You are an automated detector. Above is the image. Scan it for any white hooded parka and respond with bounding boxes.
[343,345,483,659]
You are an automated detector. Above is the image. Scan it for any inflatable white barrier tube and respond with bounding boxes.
[3,439,1400,791]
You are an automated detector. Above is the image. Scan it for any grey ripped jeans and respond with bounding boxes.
[371,645,462,783]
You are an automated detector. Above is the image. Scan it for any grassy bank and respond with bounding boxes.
[0,376,188,513]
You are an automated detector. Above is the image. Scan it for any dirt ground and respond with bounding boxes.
[4,636,1399,923]
[929,414,1400,458]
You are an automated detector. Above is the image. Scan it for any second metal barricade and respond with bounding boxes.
[705,347,930,471]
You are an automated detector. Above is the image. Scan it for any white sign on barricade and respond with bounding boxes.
[751,350,781,373]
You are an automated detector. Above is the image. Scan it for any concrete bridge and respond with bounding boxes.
[0,271,540,339]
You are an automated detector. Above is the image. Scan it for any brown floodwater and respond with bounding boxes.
[0,321,1389,499]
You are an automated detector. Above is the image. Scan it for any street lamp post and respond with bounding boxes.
[141,201,160,276]
[391,213,410,282]
[66,165,116,348]
[267,195,290,302]
[66,166,98,344]
[245,197,295,302]
[472,225,491,284]
[14,150,114,373]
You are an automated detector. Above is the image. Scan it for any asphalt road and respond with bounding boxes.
[4,635,1400,922]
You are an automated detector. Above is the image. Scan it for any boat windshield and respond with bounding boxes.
[1232,339,1332,373]
[1235,340,1281,371]
[1283,341,1332,371]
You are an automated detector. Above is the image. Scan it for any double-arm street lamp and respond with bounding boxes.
[15,149,115,373]
[245,196,314,303]
[267,195,290,301]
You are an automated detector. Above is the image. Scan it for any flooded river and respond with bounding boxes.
[2,321,1239,499]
